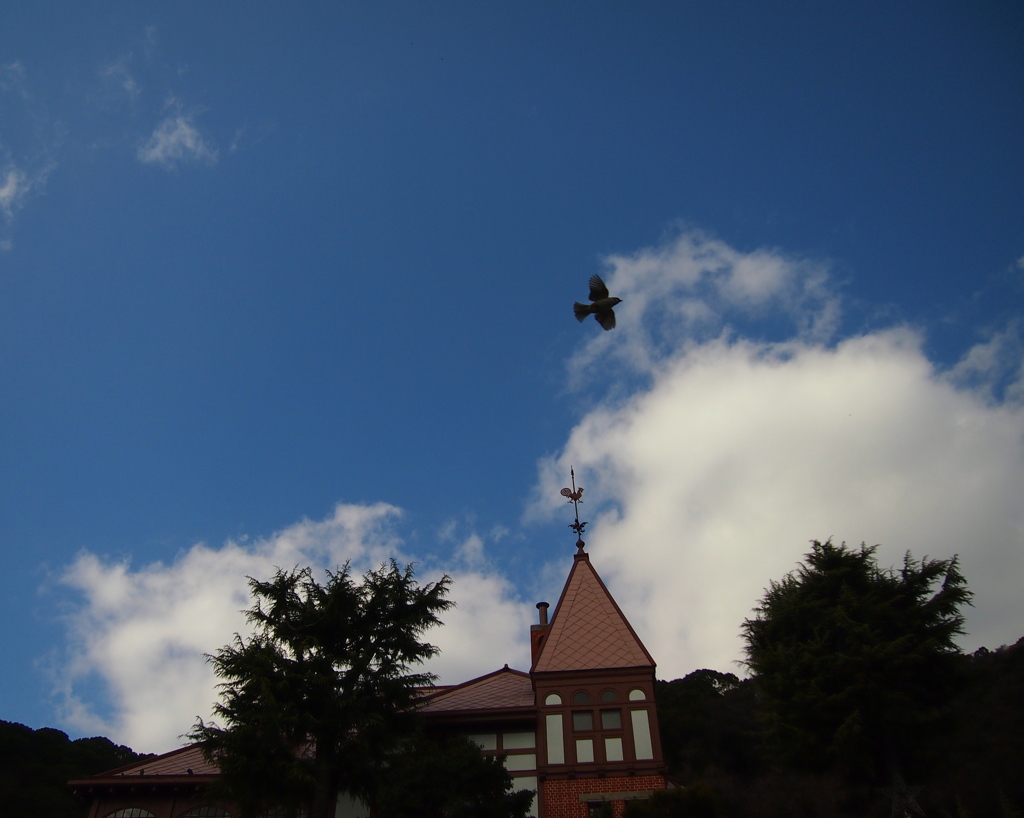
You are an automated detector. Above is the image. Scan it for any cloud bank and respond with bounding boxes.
[55,504,532,753]
[535,230,1024,682]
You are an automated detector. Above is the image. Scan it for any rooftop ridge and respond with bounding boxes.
[419,664,530,702]
[78,743,216,780]
[420,665,535,713]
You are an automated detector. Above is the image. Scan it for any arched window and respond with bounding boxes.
[572,691,591,705]
[544,692,562,706]
[600,689,618,703]
[105,810,156,818]
[178,809,233,818]
[628,688,646,701]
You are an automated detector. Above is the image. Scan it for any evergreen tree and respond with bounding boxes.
[656,670,761,779]
[741,539,971,785]
[189,561,453,818]
[373,733,533,818]
[920,638,1024,815]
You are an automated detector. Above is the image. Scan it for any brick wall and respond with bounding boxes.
[541,774,666,818]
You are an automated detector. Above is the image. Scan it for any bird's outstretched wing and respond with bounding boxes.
[596,309,617,331]
[588,274,610,301]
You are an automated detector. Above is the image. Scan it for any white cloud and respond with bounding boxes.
[1,63,58,243]
[430,568,533,685]
[98,57,141,101]
[0,60,27,95]
[0,167,28,219]
[1,158,55,243]
[138,99,218,169]
[535,230,1024,682]
[54,502,533,754]
[566,228,841,384]
[944,323,1024,405]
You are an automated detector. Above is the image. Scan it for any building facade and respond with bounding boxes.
[71,548,667,818]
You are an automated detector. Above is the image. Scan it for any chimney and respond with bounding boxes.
[530,602,551,667]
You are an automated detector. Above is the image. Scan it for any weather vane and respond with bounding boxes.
[560,467,587,552]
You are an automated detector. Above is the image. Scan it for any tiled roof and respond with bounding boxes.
[532,552,654,673]
[87,744,218,779]
[420,666,534,713]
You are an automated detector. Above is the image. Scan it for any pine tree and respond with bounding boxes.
[189,560,453,818]
[741,539,971,784]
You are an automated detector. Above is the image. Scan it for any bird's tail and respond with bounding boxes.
[573,302,590,322]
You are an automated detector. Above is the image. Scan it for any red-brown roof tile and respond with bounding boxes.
[420,666,534,713]
[81,744,218,780]
[532,552,654,673]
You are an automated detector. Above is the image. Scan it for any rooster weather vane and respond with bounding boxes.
[561,467,588,552]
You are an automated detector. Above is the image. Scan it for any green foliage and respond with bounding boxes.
[741,539,972,783]
[189,560,453,818]
[373,733,533,818]
[656,670,761,778]
[623,783,724,818]
[0,720,151,818]
[916,638,1024,816]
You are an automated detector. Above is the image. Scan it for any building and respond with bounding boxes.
[71,546,667,818]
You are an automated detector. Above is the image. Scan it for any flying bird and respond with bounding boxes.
[574,274,622,331]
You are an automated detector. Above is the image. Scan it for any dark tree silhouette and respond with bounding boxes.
[189,561,453,818]
[741,539,971,786]
[656,670,760,779]
[373,732,533,818]
[0,720,150,818]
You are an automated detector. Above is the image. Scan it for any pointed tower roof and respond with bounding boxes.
[532,551,655,673]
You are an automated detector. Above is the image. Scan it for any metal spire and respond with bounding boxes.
[560,467,587,552]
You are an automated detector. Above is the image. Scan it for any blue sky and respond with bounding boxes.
[2,2,1023,752]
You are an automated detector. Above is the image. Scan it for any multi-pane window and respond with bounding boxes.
[549,686,653,766]
[600,709,621,730]
[631,709,654,760]
[604,737,624,762]
[468,731,537,769]
[575,738,595,763]
[572,711,593,731]
[569,695,626,764]
[503,731,535,750]
[468,733,498,750]
[546,713,565,764]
